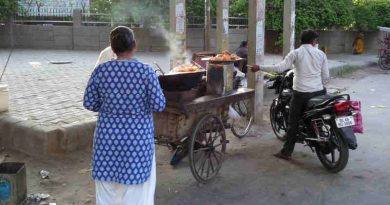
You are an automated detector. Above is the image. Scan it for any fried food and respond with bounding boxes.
[210,50,240,61]
[174,64,200,72]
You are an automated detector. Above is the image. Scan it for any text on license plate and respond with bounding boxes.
[335,116,355,128]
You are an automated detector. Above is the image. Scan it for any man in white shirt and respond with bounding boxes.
[251,29,329,160]
[95,46,116,67]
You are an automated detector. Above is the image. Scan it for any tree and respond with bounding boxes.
[263,0,355,46]
[354,0,390,31]
[0,0,17,20]
[230,0,248,16]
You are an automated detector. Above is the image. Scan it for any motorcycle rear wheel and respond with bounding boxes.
[315,127,349,173]
[270,100,287,141]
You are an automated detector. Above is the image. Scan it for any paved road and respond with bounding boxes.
[2,66,389,205]
[0,48,386,204]
[0,49,376,130]
[0,49,171,128]
[154,66,390,205]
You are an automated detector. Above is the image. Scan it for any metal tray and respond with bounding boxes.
[201,57,245,64]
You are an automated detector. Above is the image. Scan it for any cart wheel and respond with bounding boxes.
[189,113,227,183]
[379,52,390,70]
[231,100,254,138]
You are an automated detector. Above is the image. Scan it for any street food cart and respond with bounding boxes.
[378,26,390,70]
[153,53,254,183]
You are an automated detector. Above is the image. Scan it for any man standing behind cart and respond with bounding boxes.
[235,41,248,73]
[250,29,330,160]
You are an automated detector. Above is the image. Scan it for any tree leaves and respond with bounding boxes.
[0,0,17,20]
[354,0,390,31]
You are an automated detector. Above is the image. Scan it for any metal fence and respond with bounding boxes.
[229,17,248,28]
[15,7,74,25]
[81,13,167,27]
[14,10,248,28]
[186,16,248,28]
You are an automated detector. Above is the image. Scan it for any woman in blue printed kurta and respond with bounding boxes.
[83,26,165,205]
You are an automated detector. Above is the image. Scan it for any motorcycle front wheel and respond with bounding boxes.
[270,100,287,141]
[315,126,349,173]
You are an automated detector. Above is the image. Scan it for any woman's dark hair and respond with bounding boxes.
[240,41,248,47]
[300,29,319,44]
[110,26,136,54]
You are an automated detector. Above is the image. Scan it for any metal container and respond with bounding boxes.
[0,162,27,205]
[206,62,234,95]
[0,84,9,113]
[158,70,205,91]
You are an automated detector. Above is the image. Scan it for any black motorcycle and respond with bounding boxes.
[267,70,357,173]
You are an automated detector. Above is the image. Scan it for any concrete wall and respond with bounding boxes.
[187,28,248,52]
[0,19,380,54]
[0,23,167,51]
[186,29,279,53]
[317,30,379,54]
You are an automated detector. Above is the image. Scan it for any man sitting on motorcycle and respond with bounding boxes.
[251,29,330,160]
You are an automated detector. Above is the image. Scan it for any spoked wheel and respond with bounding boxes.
[189,113,227,183]
[315,126,349,173]
[231,99,254,138]
[379,51,390,70]
[270,100,288,141]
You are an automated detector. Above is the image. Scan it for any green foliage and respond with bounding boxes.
[265,0,354,31]
[186,0,217,17]
[0,0,17,20]
[230,0,247,16]
[90,0,390,33]
[91,0,169,15]
[187,0,205,17]
[90,0,114,14]
[265,0,354,46]
[90,0,170,24]
[186,0,247,17]
[296,0,354,33]
[265,0,283,31]
[354,0,390,31]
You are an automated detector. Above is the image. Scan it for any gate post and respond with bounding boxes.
[216,0,229,52]
[247,0,266,123]
[283,0,296,57]
[169,0,187,70]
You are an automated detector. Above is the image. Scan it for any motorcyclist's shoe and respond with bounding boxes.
[273,152,291,161]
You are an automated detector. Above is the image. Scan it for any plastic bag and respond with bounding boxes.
[228,105,241,122]
[351,100,363,134]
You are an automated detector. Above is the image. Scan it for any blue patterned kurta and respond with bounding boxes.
[83,59,165,185]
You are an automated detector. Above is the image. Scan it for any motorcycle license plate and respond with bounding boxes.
[335,116,355,128]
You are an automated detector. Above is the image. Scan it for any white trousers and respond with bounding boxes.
[95,154,156,205]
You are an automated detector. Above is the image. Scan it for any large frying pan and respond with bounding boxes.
[155,63,206,91]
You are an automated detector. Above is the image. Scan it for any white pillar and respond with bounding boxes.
[282,0,295,57]
[169,0,186,69]
[216,0,229,52]
[247,0,266,123]
[204,0,211,51]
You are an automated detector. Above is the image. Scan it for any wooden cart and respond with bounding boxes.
[154,88,254,183]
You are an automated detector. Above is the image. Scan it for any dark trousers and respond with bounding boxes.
[281,89,326,156]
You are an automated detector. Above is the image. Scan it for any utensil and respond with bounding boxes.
[158,70,205,91]
[154,62,165,75]
[191,60,205,70]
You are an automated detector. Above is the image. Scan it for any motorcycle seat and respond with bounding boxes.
[306,94,336,109]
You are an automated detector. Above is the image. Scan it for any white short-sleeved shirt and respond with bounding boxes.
[95,46,117,67]
[261,44,329,93]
